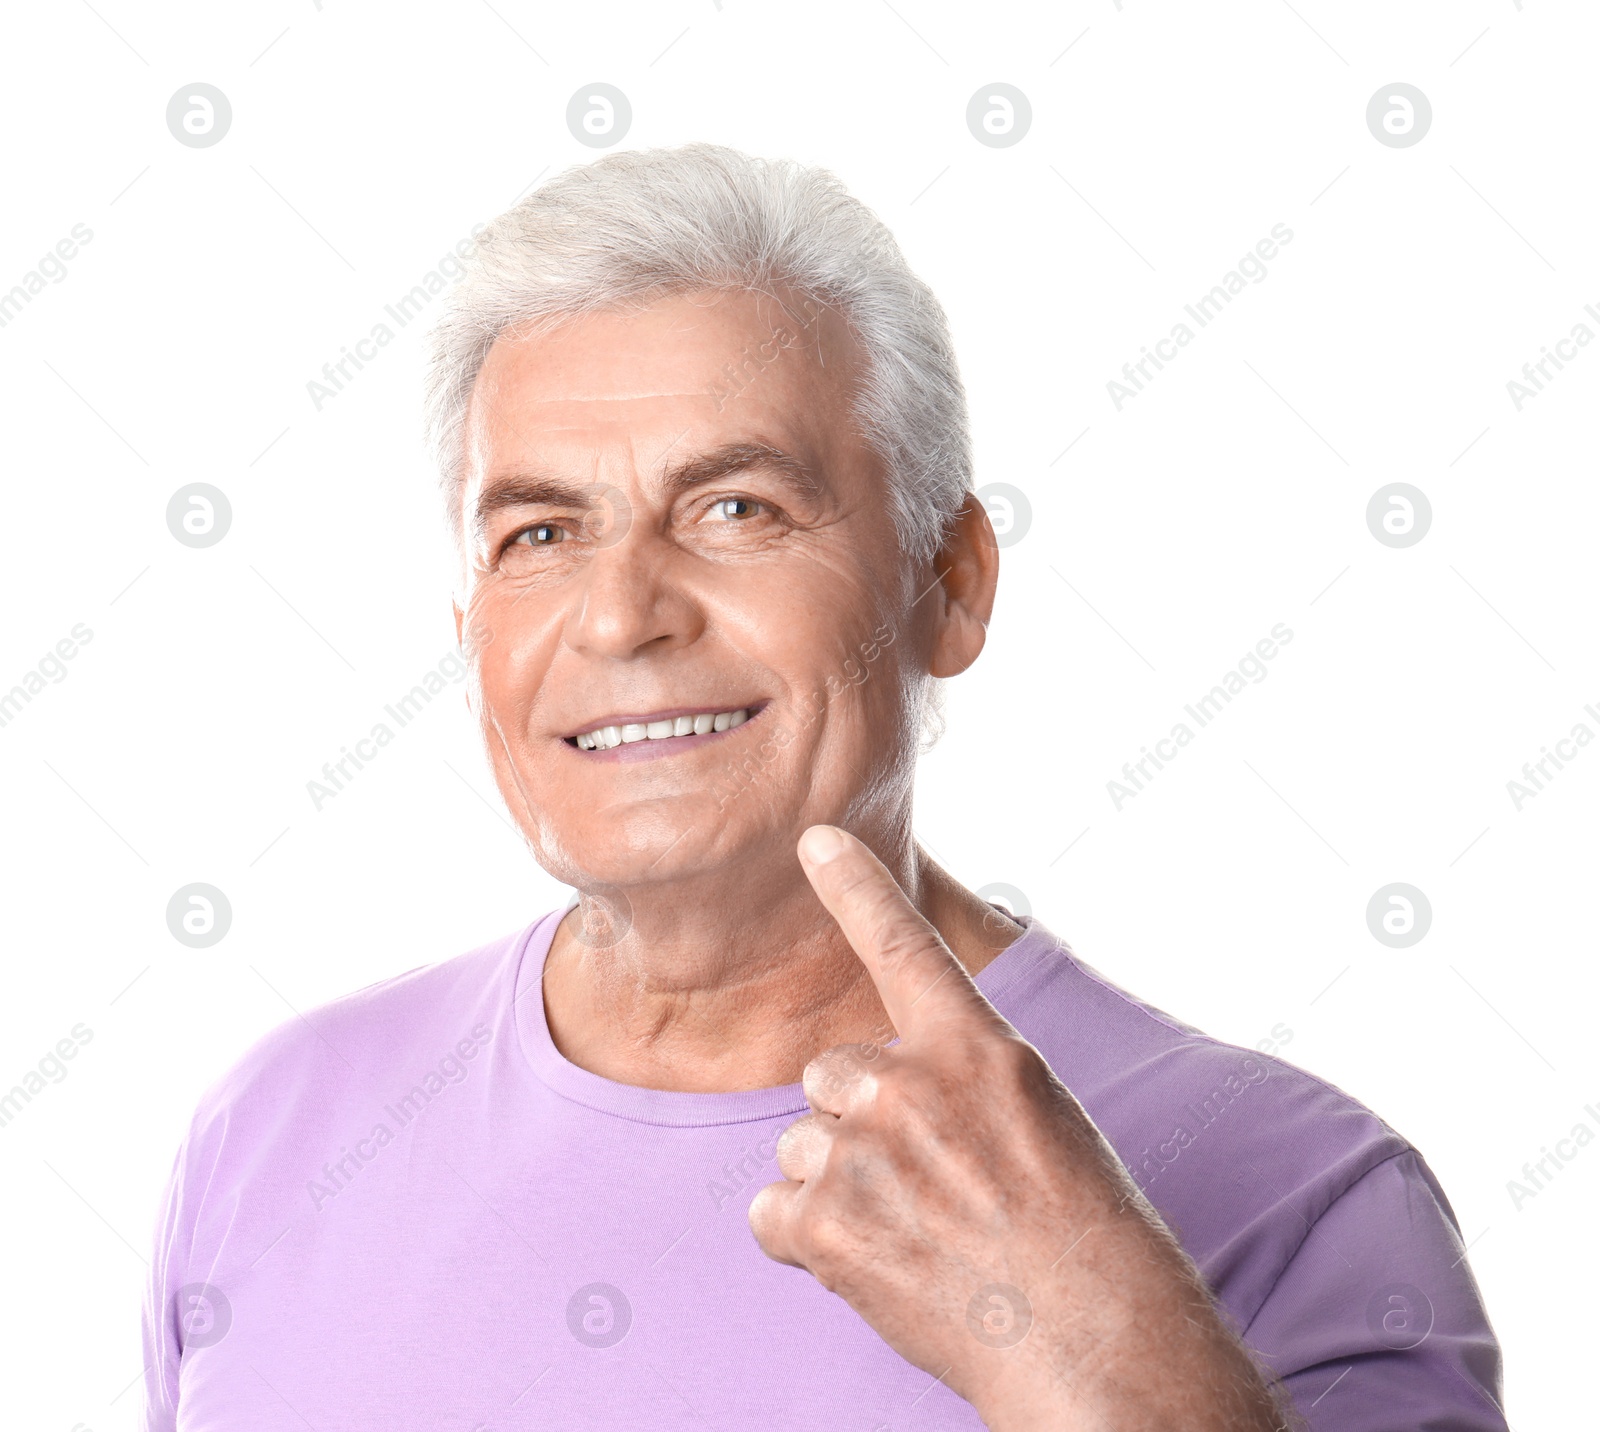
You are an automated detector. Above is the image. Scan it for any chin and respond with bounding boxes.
[547,801,763,889]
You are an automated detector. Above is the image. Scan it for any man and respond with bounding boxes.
[143,143,1505,1430]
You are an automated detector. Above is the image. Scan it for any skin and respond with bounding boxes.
[451,286,1292,1429]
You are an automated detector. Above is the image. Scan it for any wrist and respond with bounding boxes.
[965,1219,1287,1432]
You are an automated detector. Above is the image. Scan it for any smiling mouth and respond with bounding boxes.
[564,702,765,752]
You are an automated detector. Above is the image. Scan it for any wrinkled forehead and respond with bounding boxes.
[461,287,865,471]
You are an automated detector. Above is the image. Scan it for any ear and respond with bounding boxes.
[927,492,1001,679]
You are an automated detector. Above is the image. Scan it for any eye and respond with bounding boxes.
[710,497,762,520]
[512,522,565,547]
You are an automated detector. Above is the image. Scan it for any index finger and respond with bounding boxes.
[796,824,1007,1041]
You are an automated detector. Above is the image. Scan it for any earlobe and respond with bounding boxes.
[929,608,986,679]
[927,493,999,679]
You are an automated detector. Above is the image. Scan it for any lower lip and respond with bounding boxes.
[567,707,767,764]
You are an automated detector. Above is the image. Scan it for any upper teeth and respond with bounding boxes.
[575,708,750,750]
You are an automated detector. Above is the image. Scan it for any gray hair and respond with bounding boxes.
[422,142,973,571]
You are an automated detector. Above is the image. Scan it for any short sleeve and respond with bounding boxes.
[140,1131,195,1431]
[1243,1148,1507,1431]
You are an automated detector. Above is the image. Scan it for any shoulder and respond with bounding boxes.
[985,921,1417,1279]
[985,920,1505,1423]
[180,915,550,1156]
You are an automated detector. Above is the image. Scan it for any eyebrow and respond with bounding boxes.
[471,441,824,541]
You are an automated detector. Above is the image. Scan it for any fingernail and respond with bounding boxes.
[799,825,846,865]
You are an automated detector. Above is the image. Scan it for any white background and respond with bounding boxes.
[0,1,1591,1426]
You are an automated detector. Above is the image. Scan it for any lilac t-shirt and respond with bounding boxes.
[142,911,1506,1430]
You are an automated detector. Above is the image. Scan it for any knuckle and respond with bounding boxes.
[776,1113,808,1153]
[746,1183,779,1241]
[799,1205,852,1278]
[803,1054,847,1107]
[986,1031,1038,1081]
[869,1059,906,1104]
[747,1183,804,1267]
[805,1043,883,1108]
[860,1060,919,1124]
[870,921,940,977]
[775,1114,825,1175]
[829,1130,886,1192]
[773,1126,804,1177]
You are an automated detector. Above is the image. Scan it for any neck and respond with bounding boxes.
[539,833,1023,1093]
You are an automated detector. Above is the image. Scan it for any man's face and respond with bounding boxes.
[455,288,933,892]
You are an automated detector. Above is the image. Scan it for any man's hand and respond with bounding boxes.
[747,825,1290,1432]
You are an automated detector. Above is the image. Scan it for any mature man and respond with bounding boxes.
[143,144,1504,1430]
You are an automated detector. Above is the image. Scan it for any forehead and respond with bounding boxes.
[463,287,864,468]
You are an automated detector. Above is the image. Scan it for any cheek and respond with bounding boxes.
[797,658,917,781]
[470,596,561,740]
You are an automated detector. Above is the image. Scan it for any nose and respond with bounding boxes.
[563,530,704,661]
